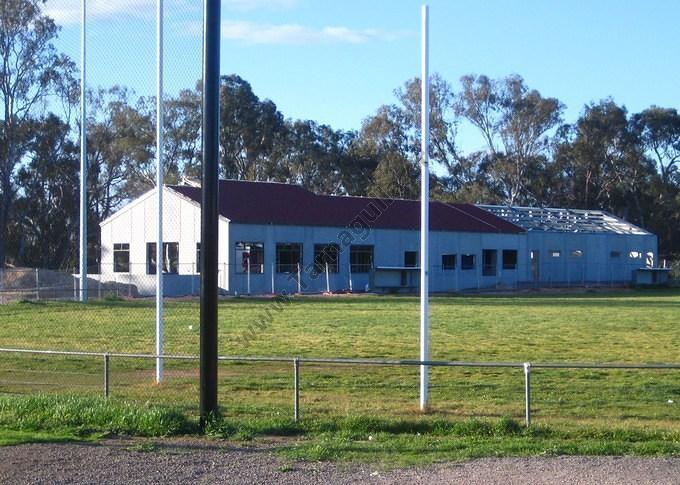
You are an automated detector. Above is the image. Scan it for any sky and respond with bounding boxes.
[45,0,680,154]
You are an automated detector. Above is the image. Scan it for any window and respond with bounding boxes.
[550,250,561,258]
[195,243,201,273]
[482,249,497,276]
[314,244,340,274]
[646,251,654,267]
[113,243,130,273]
[502,250,517,270]
[147,243,155,274]
[165,243,179,274]
[461,254,475,270]
[570,250,583,258]
[236,242,264,274]
[404,251,417,268]
[610,251,621,259]
[350,245,374,273]
[146,242,179,275]
[276,243,302,273]
[442,254,456,270]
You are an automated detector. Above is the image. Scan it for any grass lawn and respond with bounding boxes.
[0,394,677,465]
[0,290,678,457]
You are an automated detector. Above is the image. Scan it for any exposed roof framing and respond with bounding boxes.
[477,205,650,235]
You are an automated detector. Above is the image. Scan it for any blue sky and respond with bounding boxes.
[47,0,679,153]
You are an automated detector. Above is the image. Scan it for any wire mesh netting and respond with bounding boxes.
[0,257,656,308]
[0,1,678,433]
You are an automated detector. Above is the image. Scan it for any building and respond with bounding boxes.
[99,180,659,296]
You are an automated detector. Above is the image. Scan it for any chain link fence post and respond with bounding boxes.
[271,262,275,294]
[325,262,330,293]
[104,353,110,399]
[524,362,532,427]
[191,262,195,296]
[348,261,353,292]
[247,259,251,295]
[293,357,300,423]
[297,263,301,294]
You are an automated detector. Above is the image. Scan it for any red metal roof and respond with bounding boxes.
[168,180,524,234]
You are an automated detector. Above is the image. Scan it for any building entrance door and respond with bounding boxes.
[530,250,540,282]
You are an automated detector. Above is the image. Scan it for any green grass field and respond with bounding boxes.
[1,394,677,464]
[0,290,678,461]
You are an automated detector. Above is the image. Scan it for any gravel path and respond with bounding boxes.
[0,438,678,485]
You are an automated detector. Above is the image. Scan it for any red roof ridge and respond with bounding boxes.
[440,202,505,232]
[166,179,525,234]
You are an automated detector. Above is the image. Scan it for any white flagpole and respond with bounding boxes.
[419,4,430,411]
[155,0,165,383]
[79,0,88,303]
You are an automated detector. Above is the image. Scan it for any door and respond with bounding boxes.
[530,250,540,282]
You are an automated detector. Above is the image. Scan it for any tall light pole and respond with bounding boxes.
[79,0,88,303]
[155,0,165,384]
[200,0,221,427]
[419,4,431,411]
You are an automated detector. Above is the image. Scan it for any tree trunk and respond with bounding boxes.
[0,189,9,267]
[0,133,15,268]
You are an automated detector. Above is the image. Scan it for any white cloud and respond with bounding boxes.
[46,0,151,25]
[44,0,194,25]
[44,0,402,46]
[43,0,296,25]
[220,20,401,45]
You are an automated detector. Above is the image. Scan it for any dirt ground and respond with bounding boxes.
[0,438,678,485]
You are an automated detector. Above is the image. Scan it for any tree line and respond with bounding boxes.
[2,0,680,271]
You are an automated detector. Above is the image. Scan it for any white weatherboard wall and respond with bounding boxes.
[100,187,230,296]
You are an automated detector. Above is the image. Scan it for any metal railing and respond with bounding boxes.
[0,347,678,426]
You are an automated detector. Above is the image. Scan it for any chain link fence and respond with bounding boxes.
[666,258,680,286]
[1,348,678,427]
[0,257,655,306]
[0,281,678,428]
[1,1,676,431]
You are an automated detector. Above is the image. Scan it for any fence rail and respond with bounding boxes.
[1,347,678,426]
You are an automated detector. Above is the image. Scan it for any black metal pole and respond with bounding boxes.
[200,0,221,428]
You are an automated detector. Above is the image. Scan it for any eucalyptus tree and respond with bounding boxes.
[630,106,680,253]
[85,86,154,222]
[356,104,418,199]
[555,99,656,229]
[456,74,563,205]
[631,106,680,186]
[219,74,286,180]
[270,119,356,195]
[164,86,202,179]
[10,114,79,269]
[0,0,75,265]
